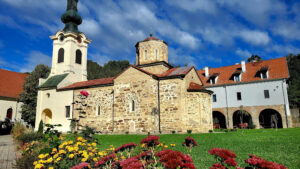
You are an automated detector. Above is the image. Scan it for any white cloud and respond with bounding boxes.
[168,47,198,67]
[166,0,217,15]
[0,57,8,66]
[238,30,270,46]
[80,19,101,37]
[270,21,300,41]
[89,52,112,66]
[235,48,252,59]
[20,51,51,72]
[268,45,300,55]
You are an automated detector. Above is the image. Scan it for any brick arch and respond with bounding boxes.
[213,111,227,129]
[259,108,283,128]
[232,109,252,128]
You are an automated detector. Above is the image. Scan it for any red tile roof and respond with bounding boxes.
[188,82,205,90]
[61,77,114,90]
[156,66,194,78]
[197,57,289,86]
[0,69,28,99]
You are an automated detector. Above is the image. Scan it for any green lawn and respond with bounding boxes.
[92,128,300,169]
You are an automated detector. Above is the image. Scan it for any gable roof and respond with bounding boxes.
[156,66,194,78]
[60,77,114,90]
[0,69,29,99]
[39,74,68,89]
[187,82,213,94]
[197,57,289,87]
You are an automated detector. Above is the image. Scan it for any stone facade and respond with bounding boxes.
[73,67,213,134]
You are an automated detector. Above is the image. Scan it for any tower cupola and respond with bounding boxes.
[135,34,168,65]
[61,0,82,33]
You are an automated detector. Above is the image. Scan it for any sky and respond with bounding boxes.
[0,0,300,73]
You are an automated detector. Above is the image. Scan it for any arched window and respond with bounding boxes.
[58,48,64,63]
[132,100,135,112]
[76,49,82,64]
[144,50,147,60]
[156,49,158,60]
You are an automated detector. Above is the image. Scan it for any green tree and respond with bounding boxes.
[19,64,50,127]
[286,54,300,108]
[247,55,262,62]
[87,60,130,80]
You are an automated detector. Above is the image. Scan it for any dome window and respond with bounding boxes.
[58,48,64,63]
[76,49,82,64]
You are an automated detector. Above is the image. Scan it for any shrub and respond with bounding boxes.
[182,137,198,147]
[81,126,96,142]
[37,120,43,134]
[140,135,160,147]
[187,130,192,134]
[12,121,28,140]
[17,132,44,144]
[15,150,39,169]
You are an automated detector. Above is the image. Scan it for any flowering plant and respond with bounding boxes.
[245,154,287,169]
[140,135,160,147]
[209,148,238,168]
[114,143,137,153]
[182,136,198,147]
[156,149,195,169]
[80,90,89,97]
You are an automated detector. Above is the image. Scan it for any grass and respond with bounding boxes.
[91,128,300,169]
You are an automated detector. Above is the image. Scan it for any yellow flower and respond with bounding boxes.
[164,145,168,148]
[74,146,79,151]
[77,137,83,141]
[58,144,64,149]
[68,140,74,145]
[92,142,97,147]
[121,156,126,160]
[34,164,44,169]
[141,144,146,148]
[33,161,38,165]
[170,144,175,147]
[25,148,29,151]
[46,157,53,163]
[55,157,61,163]
[82,158,88,162]
[49,167,54,169]
[38,154,45,159]
[69,154,74,159]
[89,152,94,156]
[53,154,59,159]
[93,158,98,162]
[88,147,93,151]
[59,150,66,154]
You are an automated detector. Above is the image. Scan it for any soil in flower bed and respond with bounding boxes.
[65,128,300,169]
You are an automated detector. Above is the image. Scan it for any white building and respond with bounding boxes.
[0,69,28,122]
[197,57,291,129]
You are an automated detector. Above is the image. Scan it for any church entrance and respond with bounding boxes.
[259,109,283,128]
[6,108,13,120]
[42,109,52,124]
[213,111,226,129]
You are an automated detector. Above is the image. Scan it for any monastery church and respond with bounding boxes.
[35,0,213,134]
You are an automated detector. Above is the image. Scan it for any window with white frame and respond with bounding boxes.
[261,71,268,79]
[234,74,241,82]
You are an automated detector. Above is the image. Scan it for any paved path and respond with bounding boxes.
[0,135,16,169]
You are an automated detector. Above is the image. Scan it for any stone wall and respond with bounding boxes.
[136,40,168,65]
[140,64,169,74]
[291,108,300,127]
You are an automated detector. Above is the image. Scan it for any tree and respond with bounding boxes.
[247,55,262,62]
[238,106,250,126]
[286,54,300,108]
[87,60,130,80]
[19,64,50,127]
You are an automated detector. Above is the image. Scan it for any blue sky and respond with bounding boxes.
[0,0,300,73]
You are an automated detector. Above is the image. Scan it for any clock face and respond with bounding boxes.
[59,35,65,42]
[77,36,82,43]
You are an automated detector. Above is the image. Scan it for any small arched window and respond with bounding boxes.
[58,48,64,63]
[132,100,135,112]
[144,50,147,60]
[76,49,82,64]
[155,49,158,60]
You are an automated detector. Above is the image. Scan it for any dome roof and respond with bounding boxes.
[143,34,159,41]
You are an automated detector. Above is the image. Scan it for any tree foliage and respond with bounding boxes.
[87,60,130,80]
[247,55,262,62]
[19,64,50,126]
[286,54,300,108]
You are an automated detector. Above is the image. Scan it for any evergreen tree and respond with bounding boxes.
[87,60,130,80]
[19,64,50,127]
[286,54,300,108]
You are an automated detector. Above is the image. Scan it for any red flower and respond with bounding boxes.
[182,137,198,147]
[225,158,237,167]
[114,143,137,153]
[210,163,226,169]
[209,148,236,160]
[80,90,89,97]
[245,154,287,169]
[120,157,143,169]
[140,135,160,147]
[94,154,116,167]
[157,150,195,169]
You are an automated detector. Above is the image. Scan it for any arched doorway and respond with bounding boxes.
[259,109,283,128]
[213,111,226,129]
[6,108,13,120]
[232,110,252,128]
[42,109,52,124]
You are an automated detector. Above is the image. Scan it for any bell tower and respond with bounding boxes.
[49,0,90,82]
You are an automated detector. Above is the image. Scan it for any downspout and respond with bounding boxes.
[281,79,289,128]
[72,90,75,119]
[157,79,161,134]
[112,90,114,132]
[15,99,19,121]
[224,86,230,128]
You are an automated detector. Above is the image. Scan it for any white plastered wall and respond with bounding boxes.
[0,99,23,122]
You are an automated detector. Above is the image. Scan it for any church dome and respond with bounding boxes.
[143,34,159,41]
